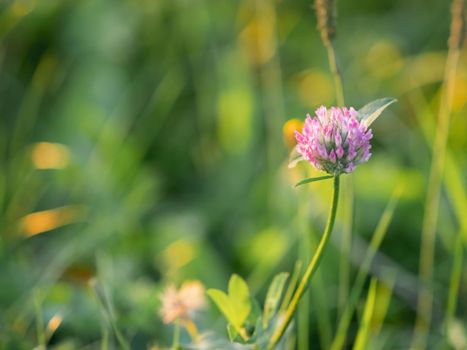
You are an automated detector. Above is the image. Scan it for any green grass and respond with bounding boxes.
[0,0,465,349]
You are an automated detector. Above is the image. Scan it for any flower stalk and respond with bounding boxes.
[268,175,340,349]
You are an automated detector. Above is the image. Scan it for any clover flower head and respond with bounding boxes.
[294,106,373,175]
[159,280,206,324]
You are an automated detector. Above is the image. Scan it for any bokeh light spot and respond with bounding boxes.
[22,205,87,237]
[32,142,70,169]
[296,70,333,107]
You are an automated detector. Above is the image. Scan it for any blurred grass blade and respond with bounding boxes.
[413,0,465,347]
[370,271,395,337]
[89,279,129,350]
[352,278,378,350]
[445,234,464,330]
[279,261,302,313]
[331,187,401,350]
[45,314,63,343]
[408,90,467,245]
[33,289,46,348]
[263,273,289,329]
[444,156,467,245]
[295,175,333,187]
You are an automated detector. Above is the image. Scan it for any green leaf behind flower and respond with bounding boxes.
[357,97,397,127]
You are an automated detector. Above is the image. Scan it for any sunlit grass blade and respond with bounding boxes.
[412,1,464,347]
[279,261,302,313]
[444,234,463,332]
[295,175,334,187]
[408,90,467,245]
[331,187,401,350]
[352,278,378,350]
[370,272,395,338]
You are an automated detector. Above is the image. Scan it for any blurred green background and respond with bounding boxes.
[0,0,465,348]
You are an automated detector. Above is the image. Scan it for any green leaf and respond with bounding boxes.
[228,274,251,328]
[207,274,252,342]
[356,97,397,127]
[295,175,334,187]
[263,273,289,329]
[207,289,234,324]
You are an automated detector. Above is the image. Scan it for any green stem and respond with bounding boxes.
[268,176,340,349]
[172,318,181,350]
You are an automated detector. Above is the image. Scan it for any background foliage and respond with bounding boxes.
[0,0,465,348]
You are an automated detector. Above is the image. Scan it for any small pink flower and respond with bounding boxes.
[295,106,373,175]
[159,280,206,324]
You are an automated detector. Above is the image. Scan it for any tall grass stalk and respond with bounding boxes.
[412,0,465,348]
[314,0,354,320]
[407,90,467,243]
[268,176,340,349]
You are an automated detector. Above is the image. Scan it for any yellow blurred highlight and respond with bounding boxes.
[247,227,288,266]
[32,142,70,169]
[46,314,62,338]
[366,40,404,79]
[283,118,303,148]
[452,76,467,111]
[447,319,467,350]
[218,88,252,154]
[161,240,196,272]
[296,70,333,107]
[404,52,446,90]
[239,7,276,65]
[22,205,87,237]
[11,0,35,17]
